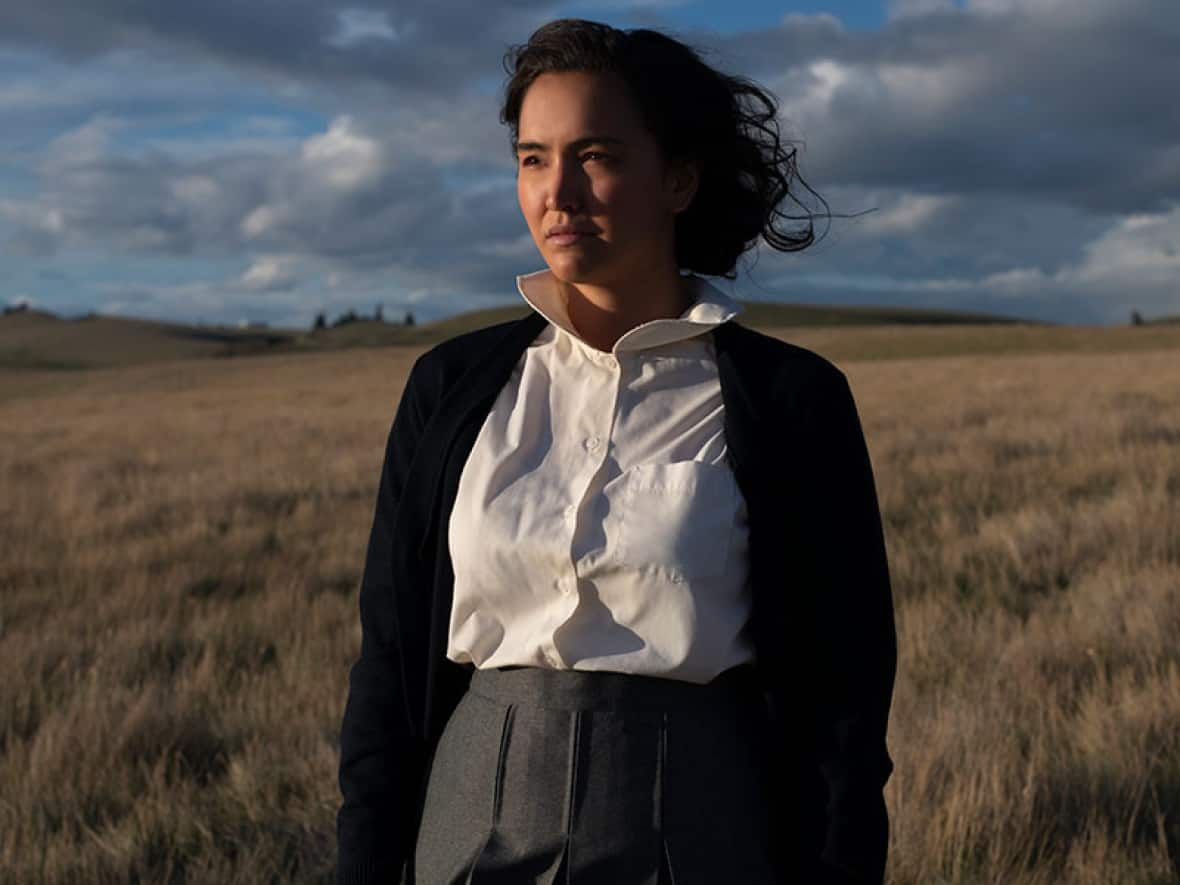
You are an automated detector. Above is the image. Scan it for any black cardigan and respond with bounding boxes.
[336,310,897,885]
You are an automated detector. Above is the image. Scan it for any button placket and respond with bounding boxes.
[558,344,623,609]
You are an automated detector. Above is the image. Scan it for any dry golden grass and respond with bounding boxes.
[1,331,1177,884]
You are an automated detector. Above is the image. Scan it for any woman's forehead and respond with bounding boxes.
[517,70,643,137]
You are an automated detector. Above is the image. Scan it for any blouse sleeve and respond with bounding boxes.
[336,353,438,885]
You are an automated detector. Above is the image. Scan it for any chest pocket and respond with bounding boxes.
[613,460,739,583]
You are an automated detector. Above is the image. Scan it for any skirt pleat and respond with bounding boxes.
[409,663,777,885]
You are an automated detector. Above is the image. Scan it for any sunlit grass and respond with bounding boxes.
[1,334,1177,883]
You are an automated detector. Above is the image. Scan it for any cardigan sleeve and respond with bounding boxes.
[336,354,438,885]
[786,364,898,884]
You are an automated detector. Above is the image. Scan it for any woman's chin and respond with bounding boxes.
[544,253,607,283]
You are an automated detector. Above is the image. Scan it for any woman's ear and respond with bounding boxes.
[666,156,701,215]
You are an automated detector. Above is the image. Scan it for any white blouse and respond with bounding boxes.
[445,267,755,684]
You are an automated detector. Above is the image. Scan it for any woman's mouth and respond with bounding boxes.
[548,232,587,246]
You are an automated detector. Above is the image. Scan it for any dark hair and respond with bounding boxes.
[500,18,829,279]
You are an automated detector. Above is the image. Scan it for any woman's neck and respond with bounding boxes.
[557,269,694,353]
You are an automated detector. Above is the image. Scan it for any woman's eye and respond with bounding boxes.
[518,153,610,168]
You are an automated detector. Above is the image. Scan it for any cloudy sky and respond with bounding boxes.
[1,0,1176,327]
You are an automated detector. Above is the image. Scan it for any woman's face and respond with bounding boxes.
[515,70,696,289]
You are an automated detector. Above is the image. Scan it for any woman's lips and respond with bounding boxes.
[548,233,589,245]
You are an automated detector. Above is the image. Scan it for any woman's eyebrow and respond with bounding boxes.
[515,136,626,154]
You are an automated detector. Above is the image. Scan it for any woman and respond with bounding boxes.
[336,18,896,885]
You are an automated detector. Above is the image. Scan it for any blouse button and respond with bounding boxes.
[583,436,601,452]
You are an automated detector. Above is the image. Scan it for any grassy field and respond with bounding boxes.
[1,322,1178,883]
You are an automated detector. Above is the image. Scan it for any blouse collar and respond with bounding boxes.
[514,266,744,354]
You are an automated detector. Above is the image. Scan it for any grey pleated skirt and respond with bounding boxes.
[408,662,779,885]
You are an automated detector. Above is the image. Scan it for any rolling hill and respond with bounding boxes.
[0,300,1035,371]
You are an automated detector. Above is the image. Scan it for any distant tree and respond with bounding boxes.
[313,311,326,330]
[404,310,415,327]
[375,303,384,322]
[1130,309,1144,326]
[332,309,359,328]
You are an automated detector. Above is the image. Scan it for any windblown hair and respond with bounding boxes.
[500,18,829,279]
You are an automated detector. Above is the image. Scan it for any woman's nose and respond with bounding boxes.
[544,160,585,212]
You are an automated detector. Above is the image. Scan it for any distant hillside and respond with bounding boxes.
[0,298,1160,371]
[420,300,1034,337]
[0,308,302,370]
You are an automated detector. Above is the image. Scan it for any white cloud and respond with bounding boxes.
[327,8,401,48]
[169,175,221,207]
[239,254,300,292]
[299,114,384,191]
[474,233,537,259]
[779,12,846,31]
[874,60,980,117]
[852,192,959,237]
[240,205,278,239]
[981,266,1049,292]
[1071,208,1180,290]
[965,0,1111,16]
[44,114,122,168]
[887,0,959,21]
[976,205,1180,318]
